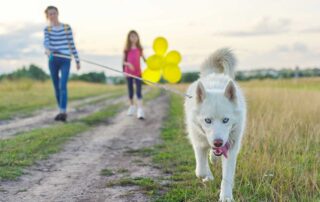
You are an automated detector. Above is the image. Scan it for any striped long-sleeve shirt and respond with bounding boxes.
[44,23,80,63]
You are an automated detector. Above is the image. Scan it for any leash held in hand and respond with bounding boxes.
[51,53,192,99]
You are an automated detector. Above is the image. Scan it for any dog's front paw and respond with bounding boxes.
[219,196,234,202]
[202,175,214,182]
[195,168,214,181]
[219,198,234,202]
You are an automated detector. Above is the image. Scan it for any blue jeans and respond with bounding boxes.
[127,77,142,100]
[49,56,71,112]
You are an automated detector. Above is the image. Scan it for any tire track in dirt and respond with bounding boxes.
[0,88,148,139]
[0,93,119,139]
[0,93,169,202]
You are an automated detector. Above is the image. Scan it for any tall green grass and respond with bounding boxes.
[131,79,320,201]
[240,77,320,91]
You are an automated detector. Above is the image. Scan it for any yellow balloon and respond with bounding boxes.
[153,37,168,56]
[165,50,182,64]
[142,68,161,83]
[163,64,182,83]
[146,55,165,70]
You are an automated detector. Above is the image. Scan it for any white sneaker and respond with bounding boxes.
[127,105,135,116]
[137,108,145,119]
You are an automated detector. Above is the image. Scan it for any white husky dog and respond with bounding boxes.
[184,48,246,201]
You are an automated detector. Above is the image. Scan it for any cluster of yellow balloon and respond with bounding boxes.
[142,37,182,84]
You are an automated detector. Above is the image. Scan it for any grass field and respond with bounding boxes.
[239,77,320,91]
[1,78,319,201]
[118,78,320,201]
[0,79,125,120]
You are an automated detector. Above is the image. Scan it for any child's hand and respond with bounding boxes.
[76,63,81,70]
[129,64,135,70]
[124,62,135,70]
[45,49,51,56]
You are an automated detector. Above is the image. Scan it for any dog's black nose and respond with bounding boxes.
[213,139,223,147]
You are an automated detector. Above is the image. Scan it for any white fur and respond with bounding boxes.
[184,48,246,201]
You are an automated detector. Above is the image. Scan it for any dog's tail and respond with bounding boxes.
[200,48,236,79]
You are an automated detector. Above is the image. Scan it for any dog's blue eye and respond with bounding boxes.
[204,118,212,124]
[222,118,229,124]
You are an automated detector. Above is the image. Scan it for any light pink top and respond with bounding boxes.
[124,48,141,77]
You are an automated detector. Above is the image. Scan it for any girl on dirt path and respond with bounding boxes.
[43,6,80,122]
[123,30,146,119]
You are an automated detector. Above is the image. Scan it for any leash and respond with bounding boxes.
[51,53,192,99]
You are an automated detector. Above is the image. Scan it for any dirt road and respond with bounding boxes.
[0,93,169,202]
[0,92,127,139]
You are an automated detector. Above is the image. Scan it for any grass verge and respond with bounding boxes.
[74,90,125,110]
[0,103,123,180]
[143,88,162,102]
[106,177,160,195]
[100,168,114,176]
[0,123,88,180]
[81,103,123,125]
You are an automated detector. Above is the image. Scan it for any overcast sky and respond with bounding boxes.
[0,0,320,75]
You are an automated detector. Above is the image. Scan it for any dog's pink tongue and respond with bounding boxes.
[214,142,230,158]
[221,145,229,158]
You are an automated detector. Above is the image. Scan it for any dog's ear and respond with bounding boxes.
[196,81,206,104]
[224,80,237,103]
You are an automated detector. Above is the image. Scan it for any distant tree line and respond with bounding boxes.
[1,65,319,84]
[235,67,320,81]
[0,64,49,81]
[108,67,320,84]
[69,72,106,83]
[0,64,106,84]
[180,67,320,83]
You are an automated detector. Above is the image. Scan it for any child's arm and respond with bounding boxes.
[123,52,134,71]
[122,53,126,72]
[44,27,51,55]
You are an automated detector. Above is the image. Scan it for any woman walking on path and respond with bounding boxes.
[43,6,80,122]
[123,30,146,119]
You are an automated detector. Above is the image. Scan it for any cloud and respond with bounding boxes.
[0,23,44,59]
[215,17,291,37]
[0,23,126,76]
[0,23,47,74]
[300,26,320,33]
[275,42,309,53]
[239,42,320,69]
